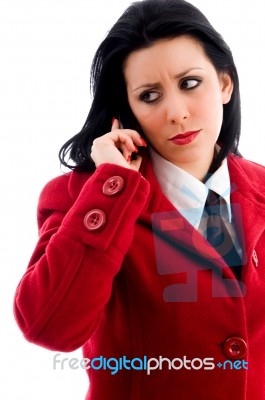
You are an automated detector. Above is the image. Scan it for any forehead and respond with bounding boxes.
[123,35,214,84]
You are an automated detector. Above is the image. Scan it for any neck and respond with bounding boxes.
[172,148,216,182]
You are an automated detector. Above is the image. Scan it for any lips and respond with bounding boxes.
[169,130,201,145]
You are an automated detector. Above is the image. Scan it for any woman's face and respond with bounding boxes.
[123,35,233,174]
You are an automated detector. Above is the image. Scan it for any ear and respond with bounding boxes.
[219,72,234,104]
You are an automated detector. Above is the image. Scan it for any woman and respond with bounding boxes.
[14,0,265,399]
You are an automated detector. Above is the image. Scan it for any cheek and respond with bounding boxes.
[138,114,163,143]
[129,102,161,136]
[195,92,223,126]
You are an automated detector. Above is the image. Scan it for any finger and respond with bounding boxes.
[111,118,120,131]
[119,143,131,163]
[109,124,148,148]
[130,155,142,171]
[120,140,139,158]
[121,130,148,148]
[109,131,137,153]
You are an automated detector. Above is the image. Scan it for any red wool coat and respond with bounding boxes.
[14,153,265,399]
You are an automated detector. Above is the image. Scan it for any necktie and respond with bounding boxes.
[204,189,242,277]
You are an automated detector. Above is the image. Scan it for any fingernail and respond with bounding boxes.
[140,137,148,147]
[112,117,116,125]
[127,155,131,163]
[134,146,139,153]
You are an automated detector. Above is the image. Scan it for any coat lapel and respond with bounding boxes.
[139,152,265,288]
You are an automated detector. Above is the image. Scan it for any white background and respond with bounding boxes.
[1,0,264,399]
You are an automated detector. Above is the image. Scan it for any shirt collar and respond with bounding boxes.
[149,146,232,227]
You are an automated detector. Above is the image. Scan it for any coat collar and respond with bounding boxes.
[228,155,265,258]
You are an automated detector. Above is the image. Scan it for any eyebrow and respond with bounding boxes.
[131,67,204,92]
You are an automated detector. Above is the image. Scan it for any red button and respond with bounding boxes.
[223,337,247,359]
[102,176,124,196]
[83,209,106,231]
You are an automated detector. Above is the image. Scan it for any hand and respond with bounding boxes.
[90,118,147,171]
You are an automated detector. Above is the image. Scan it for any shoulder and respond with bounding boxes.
[228,153,265,187]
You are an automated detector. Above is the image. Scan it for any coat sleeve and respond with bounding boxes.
[13,163,150,352]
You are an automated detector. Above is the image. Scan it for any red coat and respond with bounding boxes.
[14,153,265,399]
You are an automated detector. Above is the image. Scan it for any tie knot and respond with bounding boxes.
[206,189,220,206]
[205,189,221,216]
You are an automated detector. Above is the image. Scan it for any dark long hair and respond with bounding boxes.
[59,0,241,172]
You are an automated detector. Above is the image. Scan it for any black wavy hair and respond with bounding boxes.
[59,0,241,172]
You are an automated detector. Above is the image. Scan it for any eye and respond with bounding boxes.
[139,91,161,103]
[180,77,202,90]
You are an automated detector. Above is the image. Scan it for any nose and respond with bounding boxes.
[165,92,190,124]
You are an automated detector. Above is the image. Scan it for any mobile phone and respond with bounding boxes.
[117,113,138,161]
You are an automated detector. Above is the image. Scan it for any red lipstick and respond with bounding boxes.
[169,130,201,145]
